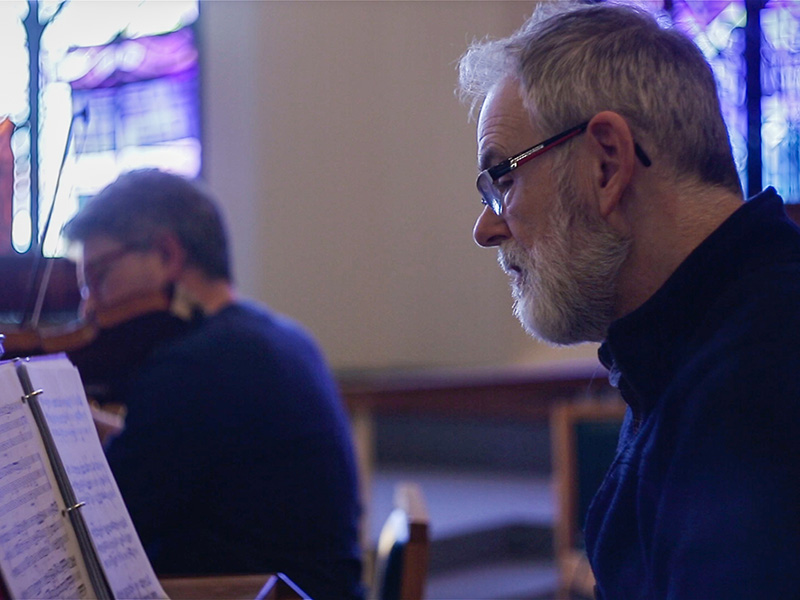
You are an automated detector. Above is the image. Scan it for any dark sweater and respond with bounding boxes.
[107,301,363,600]
[589,189,800,599]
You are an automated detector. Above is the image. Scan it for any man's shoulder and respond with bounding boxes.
[152,301,330,375]
[717,259,800,334]
[673,266,800,417]
[131,301,341,407]
[173,301,309,346]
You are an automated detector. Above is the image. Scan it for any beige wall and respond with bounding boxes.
[199,0,599,371]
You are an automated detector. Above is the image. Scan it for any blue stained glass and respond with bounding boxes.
[621,0,800,203]
[761,1,800,202]
[669,1,749,193]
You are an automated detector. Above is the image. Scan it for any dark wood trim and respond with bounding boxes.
[338,359,615,421]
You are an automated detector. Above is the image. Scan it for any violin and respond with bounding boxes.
[0,107,198,426]
[1,107,198,408]
[1,289,196,405]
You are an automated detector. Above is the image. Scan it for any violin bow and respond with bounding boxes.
[20,106,89,327]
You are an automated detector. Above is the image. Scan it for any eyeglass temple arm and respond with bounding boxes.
[489,122,651,180]
[634,143,652,167]
[491,122,589,180]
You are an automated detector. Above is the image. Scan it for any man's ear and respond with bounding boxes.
[585,111,636,220]
[154,232,186,279]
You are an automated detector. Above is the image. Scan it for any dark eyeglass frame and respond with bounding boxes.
[476,121,652,216]
[81,243,150,296]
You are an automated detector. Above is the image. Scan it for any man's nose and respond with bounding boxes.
[473,205,511,247]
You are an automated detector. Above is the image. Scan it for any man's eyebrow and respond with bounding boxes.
[478,147,503,172]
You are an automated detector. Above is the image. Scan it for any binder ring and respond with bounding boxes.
[63,501,86,515]
[22,389,44,402]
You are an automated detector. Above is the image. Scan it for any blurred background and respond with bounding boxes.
[1,1,797,597]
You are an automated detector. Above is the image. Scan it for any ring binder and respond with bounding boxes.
[0,354,167,599]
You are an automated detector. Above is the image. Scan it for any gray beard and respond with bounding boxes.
[499,199,630,346]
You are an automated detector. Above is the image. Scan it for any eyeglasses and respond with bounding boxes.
[81,243,148,296]
[476,121,652,216]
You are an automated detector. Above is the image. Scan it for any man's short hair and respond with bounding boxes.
[64,169,232,281]
[458,2,742,195]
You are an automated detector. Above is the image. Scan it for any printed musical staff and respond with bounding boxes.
[0,363,92,599]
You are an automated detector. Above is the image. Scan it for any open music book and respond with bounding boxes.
[0,354,166,599]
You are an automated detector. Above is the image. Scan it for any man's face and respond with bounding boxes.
[79,235,172,311]
[473,79,630,344]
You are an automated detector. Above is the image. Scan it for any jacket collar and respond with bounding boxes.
[598,188,792,415]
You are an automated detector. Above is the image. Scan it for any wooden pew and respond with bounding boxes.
[338,359,617,562]
[161,573,309,600]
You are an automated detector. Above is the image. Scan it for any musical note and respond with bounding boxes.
[0,363,92,599]
[24,358,166,598]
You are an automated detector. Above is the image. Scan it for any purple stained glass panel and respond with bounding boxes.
[67,29,199,153]
[761,1,800,202]
[61,27,200,202]
[669,1,749,192]
[666,0,800,202]
[65,28,198,90]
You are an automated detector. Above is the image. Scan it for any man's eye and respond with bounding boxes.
[496,176,513,195]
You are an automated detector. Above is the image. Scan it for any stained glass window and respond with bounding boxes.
[761,1,800,203]
[0,0,200,257]
[669,1,749,191]
[619,0,800,203]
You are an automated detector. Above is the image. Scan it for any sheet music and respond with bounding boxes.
[0,361,93,599]
[24,356,167,600]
